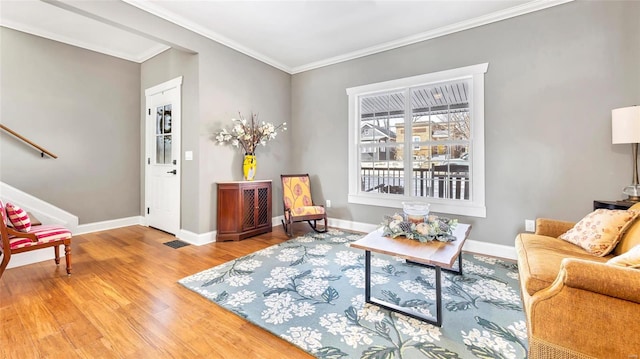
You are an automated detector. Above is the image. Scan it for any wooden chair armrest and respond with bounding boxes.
[535,218,575,237]
[6,227,38,242]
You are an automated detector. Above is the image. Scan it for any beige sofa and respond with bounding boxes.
[515,208,640,358]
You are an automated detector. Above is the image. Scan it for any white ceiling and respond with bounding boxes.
[0,0,571,74]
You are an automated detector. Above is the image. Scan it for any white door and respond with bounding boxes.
[145,77,182,235]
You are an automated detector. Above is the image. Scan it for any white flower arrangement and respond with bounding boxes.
[215,112,287,154]
[382,214,458,242]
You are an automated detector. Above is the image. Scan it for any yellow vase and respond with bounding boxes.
[243,154,256,181]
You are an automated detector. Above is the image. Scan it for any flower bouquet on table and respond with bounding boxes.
[382,214,458,243]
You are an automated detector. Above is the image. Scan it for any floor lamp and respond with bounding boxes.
[612,106,640,201]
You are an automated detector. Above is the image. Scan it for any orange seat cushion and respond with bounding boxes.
[282,176,314,210]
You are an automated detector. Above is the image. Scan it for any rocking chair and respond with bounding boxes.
[281,174,328,236]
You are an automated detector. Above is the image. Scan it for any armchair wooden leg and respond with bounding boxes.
[0,255,9,279]
[281,219,294,237]
[64,241,72,276]
[54,245,60,265]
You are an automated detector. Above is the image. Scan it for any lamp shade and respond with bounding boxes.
[612,106,640,144]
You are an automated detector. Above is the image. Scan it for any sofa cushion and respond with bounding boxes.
[515,233,610,296]
[608,244,640,268]
[559,209,639,256]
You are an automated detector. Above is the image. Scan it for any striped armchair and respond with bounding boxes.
[280,174,328,236]
[0,200,72,278]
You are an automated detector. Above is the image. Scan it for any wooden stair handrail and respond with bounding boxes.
[0,124,58,159]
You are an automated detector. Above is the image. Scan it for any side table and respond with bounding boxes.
[593,200,635,211]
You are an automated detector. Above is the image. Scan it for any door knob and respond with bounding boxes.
[167,169,177,175]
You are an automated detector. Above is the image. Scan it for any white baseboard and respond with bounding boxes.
[6,214,516,270]
[463,239,516,260]
[75,216,144,235]
[328,217,378,233]
[177,229,216,246]
[327,217,517,260]
[6,248,58,269]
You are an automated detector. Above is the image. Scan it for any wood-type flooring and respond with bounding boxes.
[1,224,320,358]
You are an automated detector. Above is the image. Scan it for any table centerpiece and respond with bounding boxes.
[381,213,458,242]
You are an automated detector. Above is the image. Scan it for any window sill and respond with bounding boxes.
[348,193,486,218]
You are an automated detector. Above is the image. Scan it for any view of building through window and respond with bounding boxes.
[347,63,487,217]
[358,80,471,200]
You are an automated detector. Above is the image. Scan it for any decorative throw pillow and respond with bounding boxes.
[5,203,31,232]
[559,209,639,256]
[607,245,640,268]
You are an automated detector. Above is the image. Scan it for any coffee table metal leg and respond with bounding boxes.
[434,266,442,327]
[365,250,371,302]
[364,250,443,327]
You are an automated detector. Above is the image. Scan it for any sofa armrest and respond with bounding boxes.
[560,258,640,303]
[534,218,575,237]
[528,258,640,358]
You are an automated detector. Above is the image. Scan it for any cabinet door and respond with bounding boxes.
[242,187,256,231]
[256,186,270,228]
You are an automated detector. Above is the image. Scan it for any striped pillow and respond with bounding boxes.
[6,203,31,232]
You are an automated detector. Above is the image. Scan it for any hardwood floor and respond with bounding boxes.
[1,225,318,358]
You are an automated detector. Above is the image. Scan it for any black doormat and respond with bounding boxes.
[163,239,190,249]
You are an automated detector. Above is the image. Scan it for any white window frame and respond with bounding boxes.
[346,63,488,218]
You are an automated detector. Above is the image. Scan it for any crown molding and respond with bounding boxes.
[0,21,169,63]
[122,0,292,73]
[125,0,572,74]
[13,0,573,72]
[290,0,573,74]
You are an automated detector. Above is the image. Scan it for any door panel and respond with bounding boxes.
[145,78,182,235]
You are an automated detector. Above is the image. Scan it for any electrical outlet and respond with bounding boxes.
[326,200,331,208]
[525,219,535,232]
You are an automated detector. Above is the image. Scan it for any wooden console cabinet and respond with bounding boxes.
[216,180,272,241]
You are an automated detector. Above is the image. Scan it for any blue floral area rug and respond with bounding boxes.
[179,229,528,359]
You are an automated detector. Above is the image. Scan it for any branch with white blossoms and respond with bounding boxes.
[214,112,287,154]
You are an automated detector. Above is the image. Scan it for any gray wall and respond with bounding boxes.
[1,0,292,234]
[0,27,141,224]
[291,1,640,246]
[64,0,292,233]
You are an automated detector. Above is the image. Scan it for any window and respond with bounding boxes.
[346,63,487,217]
